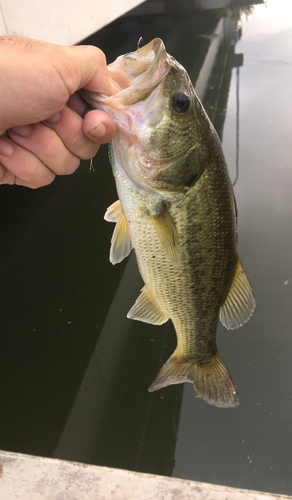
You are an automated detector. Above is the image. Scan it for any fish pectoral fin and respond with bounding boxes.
[104,200,122,222]
[220,257,256,330]
[109,210,133,265]
[148,350,239,408]
[127,286,169,325]
[149,204,180,267]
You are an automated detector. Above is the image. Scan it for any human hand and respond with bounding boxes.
[0,36,116,188]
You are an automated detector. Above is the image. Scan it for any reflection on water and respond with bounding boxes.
[1,0,292,496]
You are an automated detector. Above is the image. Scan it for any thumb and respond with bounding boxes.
[61,45,112,95]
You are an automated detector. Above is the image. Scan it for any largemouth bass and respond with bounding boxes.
[81,38,255,408]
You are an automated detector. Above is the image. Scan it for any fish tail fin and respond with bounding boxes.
[148,350,239,408]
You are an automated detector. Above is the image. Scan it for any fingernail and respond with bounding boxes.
[88,122,107,138]
[45,112,61,123]
[10,125,32,136]
[0,138,13,156]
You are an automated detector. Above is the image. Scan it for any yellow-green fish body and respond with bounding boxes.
[82,39,255,407]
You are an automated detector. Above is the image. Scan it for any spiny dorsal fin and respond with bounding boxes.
[149,204,180,267]
[109,210,133,265]
[127,286,169,325]
[148,350,239,408]
[220,257,256,330]
[104,200,122,222]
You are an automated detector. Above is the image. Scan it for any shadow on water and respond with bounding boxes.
[2,0,292,496]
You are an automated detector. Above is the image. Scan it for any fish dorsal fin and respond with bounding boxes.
[107,206,133,265]
[104,200,122,222]
[149,204,180,267]
[127,286,169,325]
[220,257,256,330]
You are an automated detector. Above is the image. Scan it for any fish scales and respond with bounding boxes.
[81,38,255,407]
[116,135,237,362]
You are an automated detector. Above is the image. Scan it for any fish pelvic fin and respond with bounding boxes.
[104,200,133,265]
[104,200,122,222]
[148,350,239,408]
[127,286,169,325]
[220,256,256,330]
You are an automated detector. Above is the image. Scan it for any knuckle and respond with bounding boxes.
[65,129,99,160]
[96,47,107,65]
[27,171,55,189]
[0,163,15,185]
[41,139,62,162]
[70,156,80,173]
[23,159,40,180]
[79,143,99,160]
[40,172,56,187]
[22,157,55,187]
[83,45,107,65]
[63,156,80,175]
[66,127,84,149]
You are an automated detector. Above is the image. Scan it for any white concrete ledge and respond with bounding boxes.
[0,450,291,500]
[0,0,145,45]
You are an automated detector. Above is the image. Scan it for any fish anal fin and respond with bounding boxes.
[104,200,122,222]
[220,257,256,330]
[149,204,180,267]
[127,286,169,325]
[148,350,239,408]
[109,211,133,265]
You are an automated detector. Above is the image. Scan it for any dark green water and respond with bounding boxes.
[1,0,292,496]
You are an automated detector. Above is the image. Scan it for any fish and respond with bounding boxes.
[81,38,255,408]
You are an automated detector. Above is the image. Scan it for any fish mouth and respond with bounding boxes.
[80,38,170,110]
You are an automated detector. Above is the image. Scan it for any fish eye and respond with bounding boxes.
[171,92,190,113]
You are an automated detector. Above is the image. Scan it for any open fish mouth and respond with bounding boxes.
[80,38,170,109]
